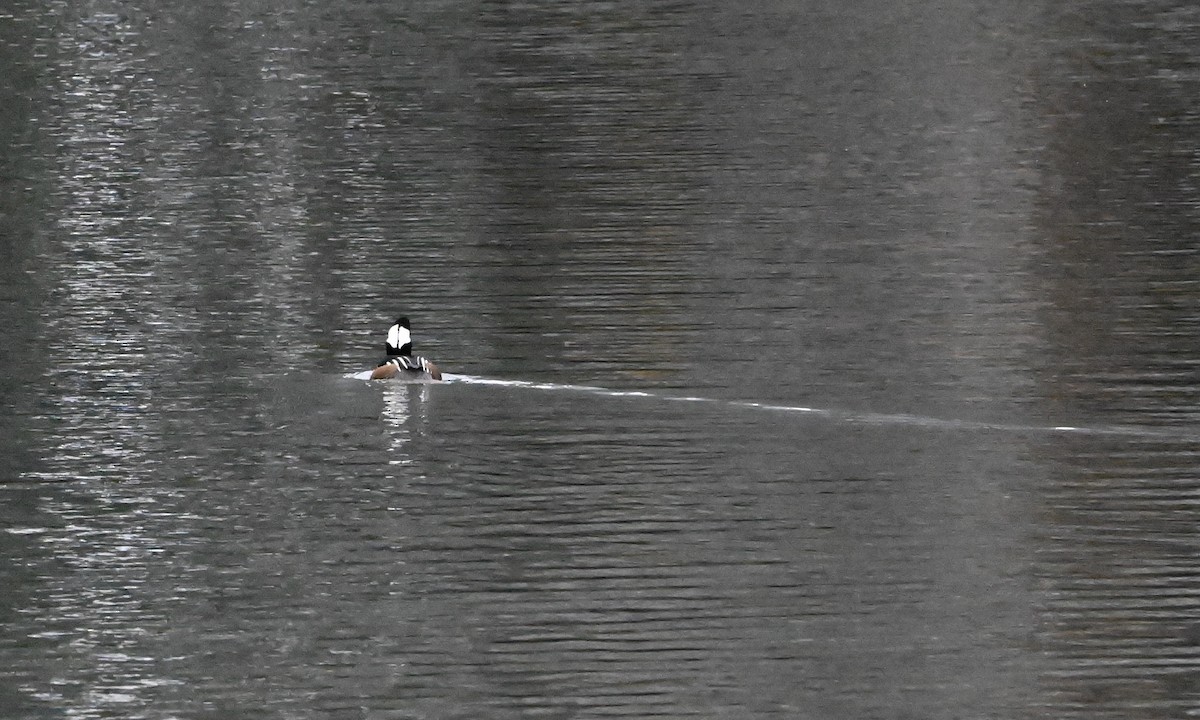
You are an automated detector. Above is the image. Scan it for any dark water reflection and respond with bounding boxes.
[3,0,1200,718]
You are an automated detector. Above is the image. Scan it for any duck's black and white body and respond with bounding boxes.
[368,316,443,381]
[371,354,442,381]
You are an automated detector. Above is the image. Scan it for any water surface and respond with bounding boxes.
[3,1,1200,718]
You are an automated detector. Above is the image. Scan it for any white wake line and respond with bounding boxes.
[442,373,1191,439]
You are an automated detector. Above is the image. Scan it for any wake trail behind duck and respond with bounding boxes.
[441,374,1192,440]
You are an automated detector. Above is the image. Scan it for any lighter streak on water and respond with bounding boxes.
[348,371,1194,440]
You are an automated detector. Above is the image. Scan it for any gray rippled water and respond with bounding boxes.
[3,0,1200,719]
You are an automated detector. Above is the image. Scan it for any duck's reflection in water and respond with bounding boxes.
[380,382,432,466]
